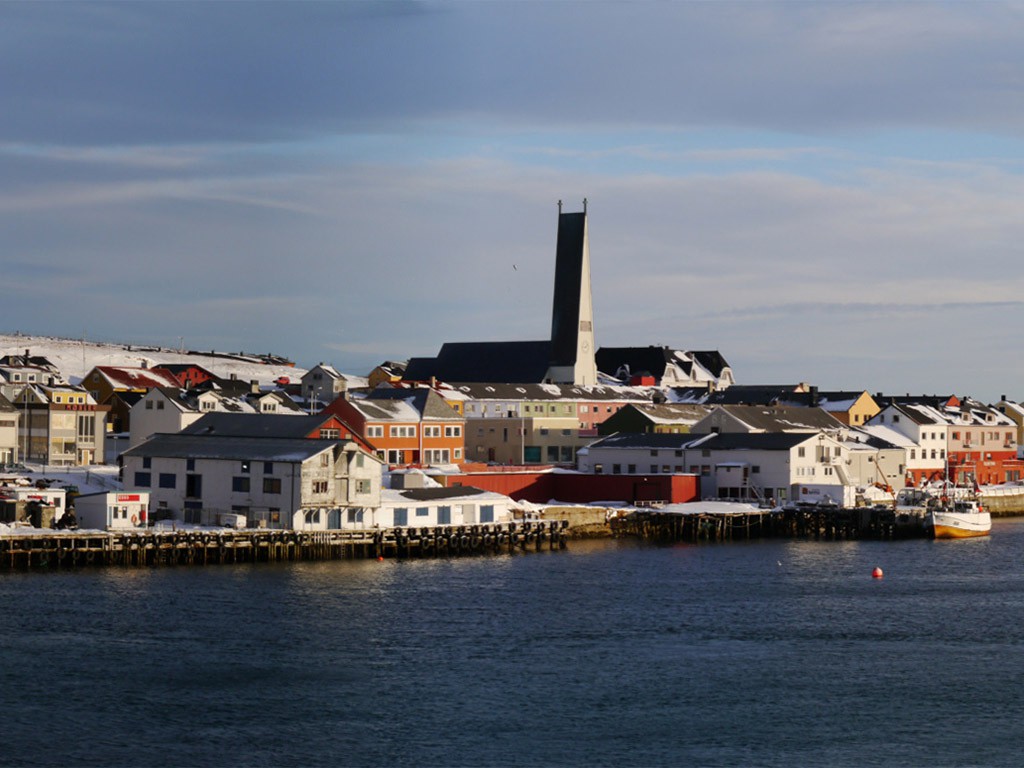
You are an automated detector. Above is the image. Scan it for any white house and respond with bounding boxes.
[578,431,852,505]
[121,433,383,530]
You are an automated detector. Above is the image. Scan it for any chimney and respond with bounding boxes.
[810,385,819,407]
[251,379,260,394]
[24,349,30,365]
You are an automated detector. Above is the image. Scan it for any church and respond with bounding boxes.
[402,201,733,390]
[403,201,598,386]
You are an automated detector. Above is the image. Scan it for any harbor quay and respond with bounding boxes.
[0,519,569,571]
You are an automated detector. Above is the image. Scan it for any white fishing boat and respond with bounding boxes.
[894,487,991,539]
[928,498,991,539]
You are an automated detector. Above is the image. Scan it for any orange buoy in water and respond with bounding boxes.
[872,567,884,579]
[377,556,384,562]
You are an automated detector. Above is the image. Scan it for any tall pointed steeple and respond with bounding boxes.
[547,200,597,386]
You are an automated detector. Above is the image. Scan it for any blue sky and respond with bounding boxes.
[4,1,1024,400]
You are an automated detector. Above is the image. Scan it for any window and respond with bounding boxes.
[320,453,330,467]
[186,459,195,471]
[650,450,658,457]
[445,426,461,437]
[232,477,250,492]
[263,478,282,494]
[424,426,441,438]
[134,472,151,487]
[367,426,384,438]
[798,447,806,458]
[416,507,429,517]
[145,401,153,410]
[355,479,371,494]
[389,425,416,438]
[627,464,636,473]
[157,401,165,410]
[241,461,250,474]
[158,473,176,489]
[264,462,274,475]
[752,465,760,474]
[347,509,364,524]
[594,464,604,474]
[612,464,621,474]
[394,508,408,526]
[320,428,339,439]
[313,481,329,494]
[143,457,152,469]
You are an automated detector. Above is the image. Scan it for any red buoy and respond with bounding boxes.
[377,556,384,562]
[872,567,884,579]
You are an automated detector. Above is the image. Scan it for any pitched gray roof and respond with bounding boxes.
[123,434,337,462]
[181,413,336,439]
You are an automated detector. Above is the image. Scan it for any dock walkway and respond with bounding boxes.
[0,520,569,570]
[614,504,918,543]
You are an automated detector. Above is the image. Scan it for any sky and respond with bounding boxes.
[4,1,1024,402]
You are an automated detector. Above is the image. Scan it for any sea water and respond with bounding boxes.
[3,520,1024,767]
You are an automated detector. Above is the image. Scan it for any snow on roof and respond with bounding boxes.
[857,424,918,448]
[94,366,182,390]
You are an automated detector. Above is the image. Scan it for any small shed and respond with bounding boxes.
[74,491,150,531]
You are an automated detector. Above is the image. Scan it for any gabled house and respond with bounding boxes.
[301,363,357,411]
[368,360,407,389]
[323,387,466,466]
[83,365,183,405]
[121,433,383,530]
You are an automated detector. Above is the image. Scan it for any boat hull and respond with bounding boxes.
[929,511,991,539]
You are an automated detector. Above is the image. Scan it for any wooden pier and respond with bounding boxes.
[0,520,569,571]
[613,504,923,543]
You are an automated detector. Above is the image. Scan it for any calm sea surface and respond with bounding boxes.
[4,520,1024,767]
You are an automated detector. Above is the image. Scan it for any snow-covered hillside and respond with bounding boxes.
[0,333,306,386]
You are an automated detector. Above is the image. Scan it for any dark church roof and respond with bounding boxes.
[404,340,552,384]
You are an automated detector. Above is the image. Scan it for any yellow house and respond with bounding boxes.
[780,389,880,427]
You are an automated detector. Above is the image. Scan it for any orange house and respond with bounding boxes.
[323,388,465,466]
